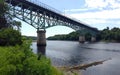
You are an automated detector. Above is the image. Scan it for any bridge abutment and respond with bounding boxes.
[79,36,85,43]
[37,30,46,46]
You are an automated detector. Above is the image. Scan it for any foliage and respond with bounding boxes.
[0,40,63,75]
[47,31,80,41]
[9,20,22,31]
[0,0,21,30]
[47,27,120,42]
[0,0,8,17]
[0,28,22,46]
[24,36,37,40]
[0,0,22,46]
[47,31,92,41]
[0,0,9,29]
[100,27,120,42]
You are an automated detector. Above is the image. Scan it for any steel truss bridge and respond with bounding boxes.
[5,0,99,34]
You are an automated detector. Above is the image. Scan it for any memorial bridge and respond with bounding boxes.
[5,0,99,46]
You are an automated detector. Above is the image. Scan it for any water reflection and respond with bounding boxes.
[32,41,120,75]
[37,46,46,55]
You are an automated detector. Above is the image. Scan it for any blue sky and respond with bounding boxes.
[20,0,120,37]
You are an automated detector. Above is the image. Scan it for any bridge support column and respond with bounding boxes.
[37,30,46,46]
[91,36,96,42]
[79,36,85,43]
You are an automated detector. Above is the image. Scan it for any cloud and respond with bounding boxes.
[64,0,120,29]
[70,8,120,19]
[85,0,120,9]
[64,8,91,12]
[85,0,107,8]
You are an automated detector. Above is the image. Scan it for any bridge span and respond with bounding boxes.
[5,0,99,45]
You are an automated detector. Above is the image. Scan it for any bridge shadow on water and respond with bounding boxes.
[37,46,46,55]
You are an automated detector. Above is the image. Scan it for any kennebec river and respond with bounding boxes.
[31,41,120,75]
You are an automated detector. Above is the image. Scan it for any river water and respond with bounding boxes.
[32,41,120,75]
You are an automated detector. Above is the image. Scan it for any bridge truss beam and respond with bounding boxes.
[6,0,83,31]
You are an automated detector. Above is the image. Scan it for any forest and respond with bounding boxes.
[47,27,120,42]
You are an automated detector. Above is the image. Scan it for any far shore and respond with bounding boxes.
[32,39,120,43]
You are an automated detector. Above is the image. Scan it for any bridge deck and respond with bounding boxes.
[5,0,99,32]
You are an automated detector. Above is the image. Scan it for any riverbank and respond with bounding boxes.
[100,40,120,43]
[56,58,111,75]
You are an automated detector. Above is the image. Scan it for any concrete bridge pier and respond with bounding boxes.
[91,36,96,42]
[37,30,46,46]
[79,36,85,43]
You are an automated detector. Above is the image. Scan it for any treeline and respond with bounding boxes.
[47,31,92,41]
[99,27,120,42]
[24,36,37,40]
[47,32,79,41]
[47,31,79,41]
[47,27,120,42]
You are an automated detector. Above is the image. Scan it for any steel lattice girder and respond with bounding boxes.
[5,0,99,34]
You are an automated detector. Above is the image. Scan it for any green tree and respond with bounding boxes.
[111,27,120,42]
[12,20,21,31]
[0,40,62,75]
[101,27,111,40]
[47,31,79,41]
[0,28,22,46]
[99,27,120,42]
[0,0,8,29]
[0,0,8,17]
[0,0,21,30]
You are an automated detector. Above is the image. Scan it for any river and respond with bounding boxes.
[31,41,120,75]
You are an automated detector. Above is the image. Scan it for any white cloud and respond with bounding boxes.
[85,0,120,9]
[70,8,120,19]
[64,8,90,12]
[85,0,107,8]
[64,0,120,29]
[105,0,120,8]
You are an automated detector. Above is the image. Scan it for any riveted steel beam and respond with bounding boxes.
[5,0,99,36]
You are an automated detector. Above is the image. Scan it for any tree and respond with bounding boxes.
[99,27,120,42]
[12,20,21,31]
[111,27,120,42]
[0,0,21,30]
[0,40,62,75]
[101,27,111,40]
[0,0,8,17]
[0,0,8,29]
[0,28,22,46]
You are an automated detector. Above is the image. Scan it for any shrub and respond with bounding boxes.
[0,28,22,46]
[0,40,63,75]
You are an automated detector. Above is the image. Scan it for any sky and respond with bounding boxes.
[20,0,120,37]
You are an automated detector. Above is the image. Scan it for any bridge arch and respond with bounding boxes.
[5,0,98,32]
[46,26,75,37]
[5,0,99,46]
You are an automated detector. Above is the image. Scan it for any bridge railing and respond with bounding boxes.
[26,0,63,14]
[20,0,94,29]
[26,0,93,27]
[6,0,83,24]
[63,14,93,28]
